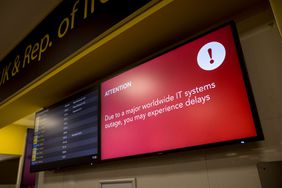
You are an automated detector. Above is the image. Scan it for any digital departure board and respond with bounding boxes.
[31,88,99,171]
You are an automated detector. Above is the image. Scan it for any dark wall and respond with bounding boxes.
[0,157,19,184]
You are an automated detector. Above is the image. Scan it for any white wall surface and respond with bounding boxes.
[36,9,282,188]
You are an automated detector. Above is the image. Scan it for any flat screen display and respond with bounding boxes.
[31,88,99,171]
[101,23,262,160]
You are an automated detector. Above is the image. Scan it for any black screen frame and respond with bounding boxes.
[99,21,264,162]
[30,85,101,172]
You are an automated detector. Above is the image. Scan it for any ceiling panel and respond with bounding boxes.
[0,0,62,61]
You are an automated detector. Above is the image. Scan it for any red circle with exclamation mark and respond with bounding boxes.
[197,41,226,71]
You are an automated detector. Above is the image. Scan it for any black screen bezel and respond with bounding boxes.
[99,21,264,161]
[30,85,101,172]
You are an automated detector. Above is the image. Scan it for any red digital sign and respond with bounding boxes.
[101,23,262,160]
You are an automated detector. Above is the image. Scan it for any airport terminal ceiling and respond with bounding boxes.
[0,0,272,127]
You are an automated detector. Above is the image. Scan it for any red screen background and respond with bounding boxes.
[101,25,258,160]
